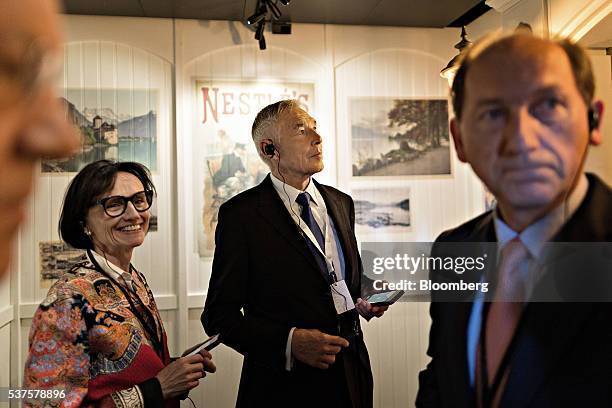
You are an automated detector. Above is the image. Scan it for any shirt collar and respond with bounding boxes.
[493,173,589,259]
[270,173,324,208]
[89,250,135,292]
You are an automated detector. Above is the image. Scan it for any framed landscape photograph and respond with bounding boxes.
[42,88,158,173]
[352,187,411,235]
[350,97,450,177]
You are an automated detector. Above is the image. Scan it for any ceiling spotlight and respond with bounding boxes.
[255,21,265,41]
[247,6,267,25]
[267,0,282,20]
[259,35,267,50]
[279,0,290,5]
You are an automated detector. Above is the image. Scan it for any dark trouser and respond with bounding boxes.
[236,352,353,408]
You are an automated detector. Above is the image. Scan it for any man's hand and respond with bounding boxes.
[291,328,349,369]
[356,298,389,321]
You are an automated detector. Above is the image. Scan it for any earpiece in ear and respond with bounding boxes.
[263,143,276,157]
[588,108,600,132]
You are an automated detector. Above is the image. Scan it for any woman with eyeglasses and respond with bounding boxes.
[23,160,215,407]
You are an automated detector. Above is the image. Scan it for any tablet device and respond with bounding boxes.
[364,290,404,306]
[186,334,221,356]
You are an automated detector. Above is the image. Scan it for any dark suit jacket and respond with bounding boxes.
[416,173,612,408]
[202,175,373,408]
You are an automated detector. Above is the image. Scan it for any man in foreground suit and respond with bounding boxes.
[202,100,387,407]
[416,34,611,407]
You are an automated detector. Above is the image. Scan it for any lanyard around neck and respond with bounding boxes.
[87,250,163,357]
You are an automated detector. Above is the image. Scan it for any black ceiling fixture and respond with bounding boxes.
[247,6,268,25]
[447,0,490,27]
[246,0,291,50]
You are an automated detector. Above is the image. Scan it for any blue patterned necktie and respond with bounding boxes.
[296,192,325,252]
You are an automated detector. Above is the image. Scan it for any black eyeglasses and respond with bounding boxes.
[94,190,154,218]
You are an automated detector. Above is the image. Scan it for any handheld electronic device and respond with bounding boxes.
[364,290,405,306]
[185,334,221,357]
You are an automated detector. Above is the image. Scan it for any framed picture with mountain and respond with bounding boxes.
[42,88,158,173]
[350,97,451,177]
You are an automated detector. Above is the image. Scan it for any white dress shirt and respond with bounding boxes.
[89,250,137,293]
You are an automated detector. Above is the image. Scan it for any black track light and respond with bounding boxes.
[259,35,267,50]
[267,0,282,19]
[255,21,265,41]
[247,6,267,25]
[279,0,290,5]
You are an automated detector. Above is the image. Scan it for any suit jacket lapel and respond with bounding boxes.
[255,175,324,276]
[435,212,496,406]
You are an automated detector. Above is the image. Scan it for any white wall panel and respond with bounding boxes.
[160,310,177,356]
[185,310,242,408]
[335,47,485,243]
[62,16,175,63]
[13,17,177,392]
[21,39,174,303]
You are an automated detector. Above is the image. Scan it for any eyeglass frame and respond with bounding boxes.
[93,190,154,218]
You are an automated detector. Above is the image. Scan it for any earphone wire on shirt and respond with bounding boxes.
[276,150,302,230]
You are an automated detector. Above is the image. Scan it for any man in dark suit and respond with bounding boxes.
[416,34,611,407]
[202,100,387,407]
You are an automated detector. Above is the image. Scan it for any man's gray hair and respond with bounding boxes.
[251,99,300,163]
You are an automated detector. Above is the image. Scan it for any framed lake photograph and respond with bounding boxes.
[350,97,450,177]
[352,187,411,235]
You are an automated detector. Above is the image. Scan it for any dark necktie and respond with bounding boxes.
[296,192,325,252]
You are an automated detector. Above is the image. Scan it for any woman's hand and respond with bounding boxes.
[156,351,216,399]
